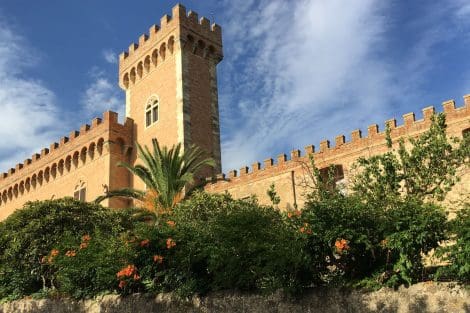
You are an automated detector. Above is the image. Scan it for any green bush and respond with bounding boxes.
[0,198,136,300]
[53,231,134,299]
[157,191,311,295]
[299,194,383,284]
[298,189,447,288]
[436,204,470,283]
[380,201,447,287]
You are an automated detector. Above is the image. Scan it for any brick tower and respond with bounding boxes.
[118,4,223,189]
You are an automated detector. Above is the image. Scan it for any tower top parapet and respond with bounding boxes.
[119,3,223,85]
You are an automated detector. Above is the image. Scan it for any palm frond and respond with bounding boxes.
[97,138,216,212]
[94,188,145,204]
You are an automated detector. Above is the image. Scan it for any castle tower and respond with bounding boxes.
[118,4,223,189]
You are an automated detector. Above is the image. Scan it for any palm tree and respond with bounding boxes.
[95,138,215,214]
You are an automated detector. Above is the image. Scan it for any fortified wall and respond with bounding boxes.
[205,96,470,210]
[0,112,133,220]
[0,4,469,220]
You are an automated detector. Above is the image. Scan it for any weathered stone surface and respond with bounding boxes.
[1,283,468,313]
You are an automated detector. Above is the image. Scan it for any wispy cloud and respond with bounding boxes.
[0,16,65,172]
[218,0,393,171]
[80,67,124,119]
[216,0,470,172]
[102,49,117,64]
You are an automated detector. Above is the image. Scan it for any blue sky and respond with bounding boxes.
[0,0,469,173]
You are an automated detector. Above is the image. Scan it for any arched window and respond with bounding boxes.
[74,180,87,202]
[145,96,159,127]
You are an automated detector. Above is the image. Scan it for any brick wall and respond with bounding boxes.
[205,96,470,210]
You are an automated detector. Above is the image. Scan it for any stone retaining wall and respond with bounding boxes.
[1,283,468,313]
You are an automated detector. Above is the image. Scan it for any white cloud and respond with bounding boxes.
[80,68,124,119]
[0,18,65,172]
[102,49,117,64]
[456,0,470,18]
[218,0,395,171]
[217,0,470,172]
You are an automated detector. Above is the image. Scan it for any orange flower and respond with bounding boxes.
[133,274,140,281]
[287,212,293,218]
[50,249,59,257]
[335,239,350,253]
[65,250,76,257]
[118,280,127,289]
[82,234,91,242]
[166,220,176,227]
[117,264,137,278]
[300,223,312,235]
[153,255,164,264]
[140,239,150,247]
[166,238,176,249]
[80,242,88,250]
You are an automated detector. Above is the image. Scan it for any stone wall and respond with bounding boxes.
[1,283,468,313]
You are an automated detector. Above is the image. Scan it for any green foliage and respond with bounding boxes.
[165,191,311,295]
[436,204,470,283]
[95,138,215,213]
[352,113,469,205]
[300,193,382,283]
[0,198,135,300]
[267,183,281,206]
[301,151,448,288]
[380,201,447,287]
[54,231,134,299]
[299,191,447,288]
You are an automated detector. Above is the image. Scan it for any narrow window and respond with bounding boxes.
[79,187,86,202]
[74,190,80,200]
[146,108,152,127]
[145,98,159,127]
[152,104,158,123]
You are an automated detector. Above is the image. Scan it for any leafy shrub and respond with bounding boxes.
[352,113,469,205]
[157,191,311,295]
[54,231,134,299]
[298,193,383,284]
[299,193,447,288]
[380,201,447,287]
[436,204,470,283]
[118,220,176,295]
[0,198,136,300]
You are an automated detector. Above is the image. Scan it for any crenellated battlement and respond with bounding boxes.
[0,111,133,185]
[206,95,470,191]
[118,4,223,90]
